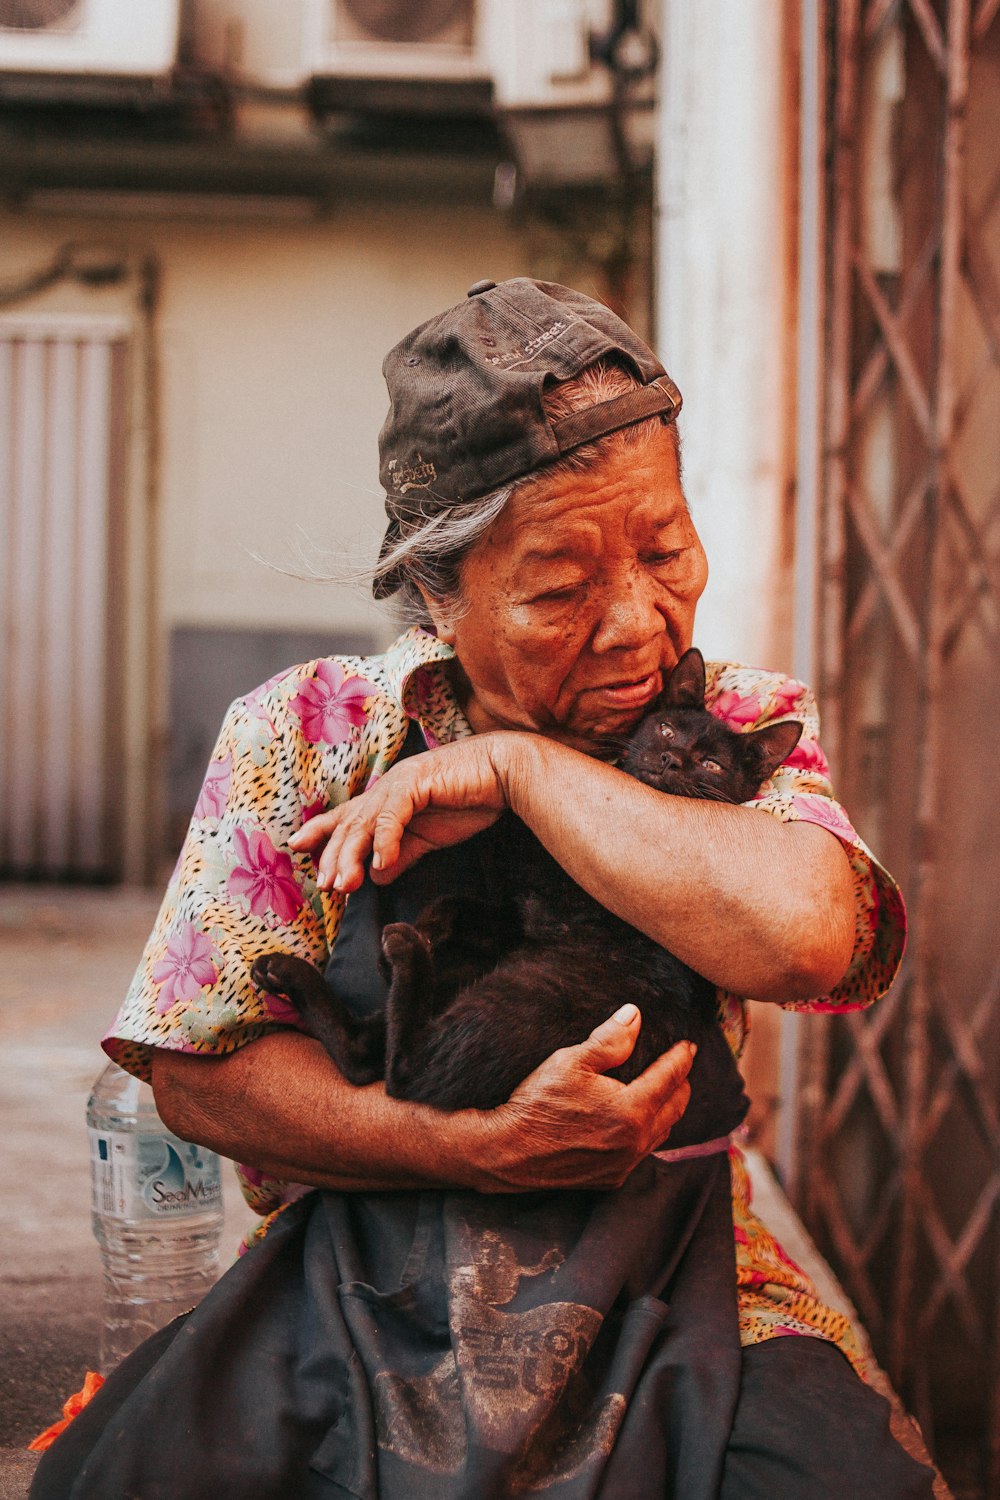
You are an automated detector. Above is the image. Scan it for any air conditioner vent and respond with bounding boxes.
[0,0,178,77]
[0,0,81,29]
[335,0,473,47]
[304,0,480,82]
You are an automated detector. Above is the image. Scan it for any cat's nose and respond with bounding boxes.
[662,750,682,770]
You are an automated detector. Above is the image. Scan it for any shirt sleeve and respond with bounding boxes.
[103,662,365,1082]
[709,664,907,1014]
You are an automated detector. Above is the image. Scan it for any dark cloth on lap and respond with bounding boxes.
[29,1212,938,1500]
[719,1337,936,1500]
[31,1164,743,1499]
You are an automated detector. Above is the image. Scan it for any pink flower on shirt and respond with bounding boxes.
[193,753,232,820]
[783,737,831,778]
[288,662,376,746]
[768,680,808,718]
[712,689,763,729]
[788,793,857,844]
[228,827,305,925]
[300,794,327,824]
[151,925,222,1014]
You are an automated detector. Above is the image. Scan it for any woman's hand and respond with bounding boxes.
[289,732,525,893]
[470,1004,696,1192]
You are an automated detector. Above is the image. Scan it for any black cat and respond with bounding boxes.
[252,649,801,1134]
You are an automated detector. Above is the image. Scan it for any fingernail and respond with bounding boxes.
[687,1042,698,1057]
[371,852,382,871]
[317,871,329,889]
[332,874,343,891]
[288,830,302,845]
[613,1003,638,1024]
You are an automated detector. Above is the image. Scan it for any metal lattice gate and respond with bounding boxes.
[790,2,1000,1493]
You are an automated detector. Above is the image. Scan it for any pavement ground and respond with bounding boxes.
[0,884,257,1497]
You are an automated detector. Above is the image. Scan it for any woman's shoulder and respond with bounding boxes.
[705,660,819,736]
[202,626,460,796]
[225,628,452,750]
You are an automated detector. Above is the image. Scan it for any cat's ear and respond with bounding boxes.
[747,719,803,782]
[663,648,706,708]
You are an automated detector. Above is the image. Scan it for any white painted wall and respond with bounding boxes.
[656,0,796,674]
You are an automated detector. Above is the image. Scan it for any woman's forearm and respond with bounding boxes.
[152,1031,491,1191]
[150,1012,696,1195]
[502,734,856,1003]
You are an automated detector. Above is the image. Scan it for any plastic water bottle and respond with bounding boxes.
[87,1060,225,1371]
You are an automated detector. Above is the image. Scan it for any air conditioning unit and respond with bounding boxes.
[482,0,615,110]
[302,0,485,83]
[299,0,648,188]
[0,0,180,77]
[300,0,615,104]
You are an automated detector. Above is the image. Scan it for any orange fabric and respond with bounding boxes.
[28,1370,105,1453]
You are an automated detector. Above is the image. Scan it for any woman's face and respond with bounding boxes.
[424,423,709,748]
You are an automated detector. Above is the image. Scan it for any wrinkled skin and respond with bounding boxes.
[435,425,708,748]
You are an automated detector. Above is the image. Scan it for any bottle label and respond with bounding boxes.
[88,1128,222,1221]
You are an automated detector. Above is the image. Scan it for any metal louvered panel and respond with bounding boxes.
[0,317,128,879]
[792,3,1000,1494]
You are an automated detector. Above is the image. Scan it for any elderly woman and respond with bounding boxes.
[32,280,930,1499]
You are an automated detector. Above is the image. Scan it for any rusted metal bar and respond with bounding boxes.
[919,1175,1000,1340]
[816,989,902,1137]
[847,472,929,647]
[812,1171,887,1330]
[962,228,1000,376]
[821,0,858,783]
[865,0,904,41]
[907,0,948,72]
[916,962,1000,1162]
[850,225,939,423]
[844,481,923,656]
[852,252,936,440]
[890,0,969,1427]
[973,0,1000,41]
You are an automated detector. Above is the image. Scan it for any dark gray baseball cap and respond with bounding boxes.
[374,277,682,599]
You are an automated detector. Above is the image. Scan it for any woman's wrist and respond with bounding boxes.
[485,729,554,823]
[425,1103,507,1192]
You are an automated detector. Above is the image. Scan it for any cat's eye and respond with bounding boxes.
[657,723,675,739]
[702,757,722,773]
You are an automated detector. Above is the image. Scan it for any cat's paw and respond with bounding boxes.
[251,952,316,997]
[380,922,429,971]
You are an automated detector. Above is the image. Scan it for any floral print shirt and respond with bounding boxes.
[105,627,906,1376]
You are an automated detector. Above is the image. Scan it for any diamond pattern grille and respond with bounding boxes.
[791,2,1000,1493]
